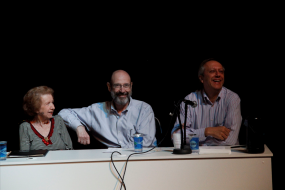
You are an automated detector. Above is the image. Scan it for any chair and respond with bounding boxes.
[155,117,163,146]
[66,126,107,150]
[238,118,246,145]
[155,117,162,134]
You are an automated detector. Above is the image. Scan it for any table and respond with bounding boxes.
[0,145,273,190]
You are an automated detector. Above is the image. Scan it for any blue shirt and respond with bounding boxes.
[171,87,242,145]
[58,97,157,148]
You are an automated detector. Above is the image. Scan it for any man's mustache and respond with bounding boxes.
[115,92,129,96]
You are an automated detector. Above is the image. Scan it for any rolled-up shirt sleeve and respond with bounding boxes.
[58,107,91,131]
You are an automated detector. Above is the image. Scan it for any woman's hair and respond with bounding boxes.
[23,86,54,116]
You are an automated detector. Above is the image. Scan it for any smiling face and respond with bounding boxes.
[107,70,133,106]
[37,94,55,120]
[199,60,225,94]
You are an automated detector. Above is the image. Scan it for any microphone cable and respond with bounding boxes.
[111,151,127,190]
[110,100,181,190]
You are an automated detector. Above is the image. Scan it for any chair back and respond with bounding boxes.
[155,117,163,146]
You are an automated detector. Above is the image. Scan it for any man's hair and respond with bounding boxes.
[109,70,132,85]
[198,58,225,77]
[23,86,54,116]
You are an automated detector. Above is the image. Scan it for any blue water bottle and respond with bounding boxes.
[133,133,143,152]
[0,141,7,161]
[190,134,199,150]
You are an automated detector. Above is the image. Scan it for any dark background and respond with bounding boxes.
[1,5,282,189]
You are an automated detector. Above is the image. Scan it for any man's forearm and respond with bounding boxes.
[58,109,83,131]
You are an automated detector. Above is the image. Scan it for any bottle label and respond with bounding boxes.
[190,137,199,150]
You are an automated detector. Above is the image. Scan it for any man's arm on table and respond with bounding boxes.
[171,99,241,145]
[58,108,91,145]
[207,98,242,145]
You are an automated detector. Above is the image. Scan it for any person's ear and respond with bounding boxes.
[199,76,204,83]
[107,82,111,92]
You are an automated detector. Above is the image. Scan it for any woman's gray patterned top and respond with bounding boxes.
[19,115,73,150]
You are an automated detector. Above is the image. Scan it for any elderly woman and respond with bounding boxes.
[19,86,73,150]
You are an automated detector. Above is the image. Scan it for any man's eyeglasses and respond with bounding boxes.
[112,83,131,89]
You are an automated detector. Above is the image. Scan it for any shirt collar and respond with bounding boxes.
[111,97,133,113]
[202,87,225,104]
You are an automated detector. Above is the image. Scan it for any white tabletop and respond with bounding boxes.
[0,145,273,166]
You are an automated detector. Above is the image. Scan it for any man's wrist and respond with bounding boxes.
[77,125,85,130]
[205,127,210,137]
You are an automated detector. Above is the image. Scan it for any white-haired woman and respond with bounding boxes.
[19,86,73,150]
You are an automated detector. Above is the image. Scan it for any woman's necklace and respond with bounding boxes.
[29,118,54,146]
[36,120,50,141]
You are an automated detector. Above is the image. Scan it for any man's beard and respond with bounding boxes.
[111,90,132,106]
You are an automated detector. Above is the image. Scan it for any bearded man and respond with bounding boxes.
[58,70,157,148]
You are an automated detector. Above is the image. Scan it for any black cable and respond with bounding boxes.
[110,100,180,190]
[120,147,156,190]
[231,145,246,148]
[110,147,156,190]
[155,100,180,147]
[111,151,127,190]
